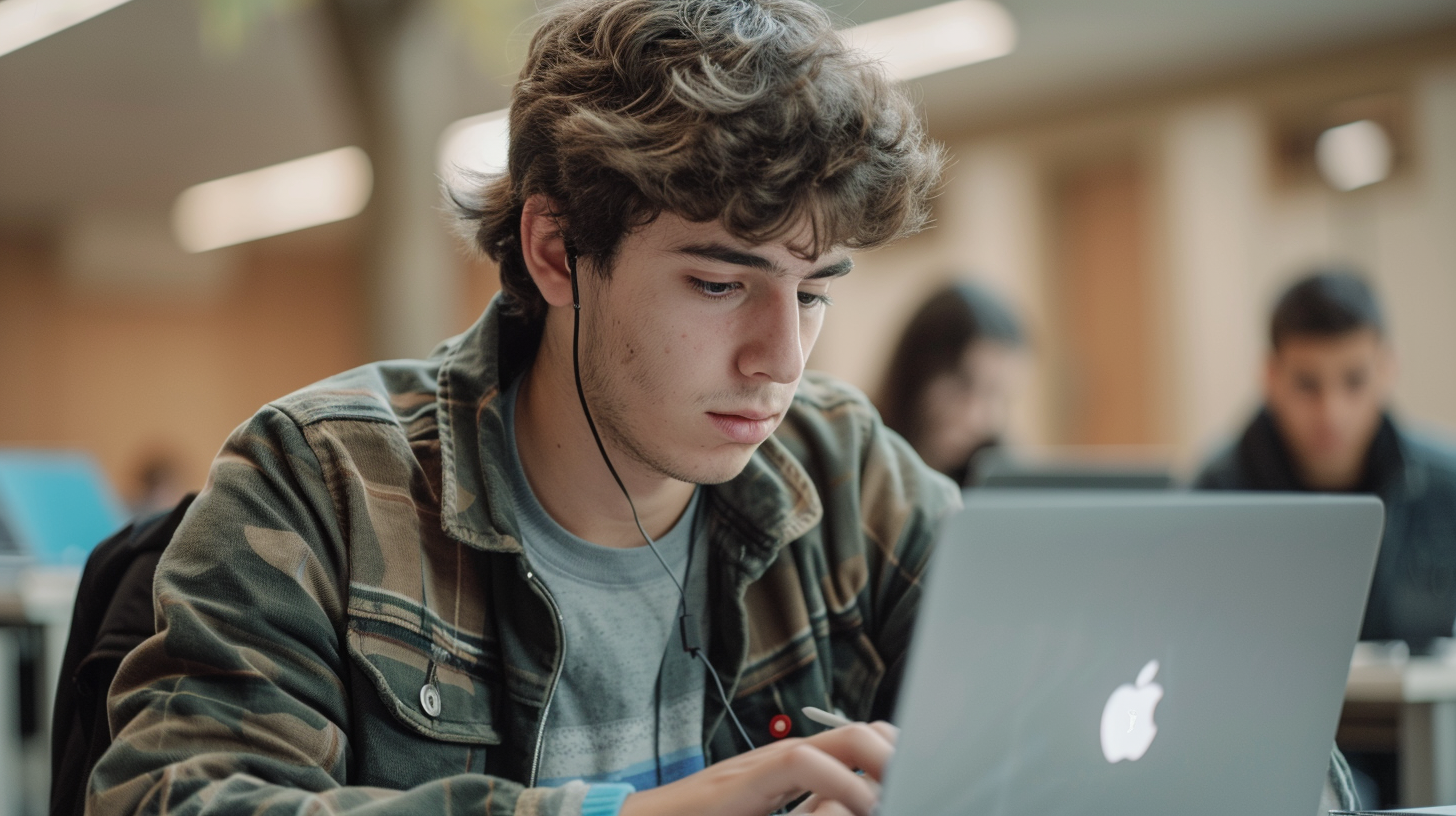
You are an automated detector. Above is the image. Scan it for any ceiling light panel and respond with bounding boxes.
[0,0,134,58]
[172,146,372,253]
[841,0,1017,83]
[438,109,510,190]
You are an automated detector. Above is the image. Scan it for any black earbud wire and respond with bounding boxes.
[567,248,757,754]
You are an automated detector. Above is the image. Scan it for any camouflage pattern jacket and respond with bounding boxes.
[89,298,961,816]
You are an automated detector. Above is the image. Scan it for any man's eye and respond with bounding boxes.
[689,278,740,297]
[798,291,833,308]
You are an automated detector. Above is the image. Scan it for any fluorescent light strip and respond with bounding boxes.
[436,1,1015,182]
[842,0,1016,82]
[438,109,511,186]
[172,146,373,253]
[0,0,134,58]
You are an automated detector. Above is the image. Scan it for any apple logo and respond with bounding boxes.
[1099,659,1164,763]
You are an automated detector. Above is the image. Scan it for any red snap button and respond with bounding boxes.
[770,714,792,739]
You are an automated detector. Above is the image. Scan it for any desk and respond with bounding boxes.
[1,626,19,816]
[1346,651,1456,806]
[1,567,80,816]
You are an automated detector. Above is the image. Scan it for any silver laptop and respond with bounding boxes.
[880,492,1384,816]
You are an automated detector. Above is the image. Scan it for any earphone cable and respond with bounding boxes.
[568,253,756,753]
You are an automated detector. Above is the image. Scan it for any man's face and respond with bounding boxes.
[916,342,1024,476]
[575,212,850,485]
[1264,328,1393,489]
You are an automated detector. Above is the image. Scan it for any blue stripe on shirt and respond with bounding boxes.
[538,745,706,791]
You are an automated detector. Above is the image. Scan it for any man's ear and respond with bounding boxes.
[1262,351,1279,400]
[520,194,574,308]
[1378,340,1399,397]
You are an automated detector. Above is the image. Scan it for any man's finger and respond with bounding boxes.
[771,741,882,816]
[800,722,896,781]
[791,795,857,816]
[867,720,900,746]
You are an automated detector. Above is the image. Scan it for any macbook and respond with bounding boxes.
[880,492,1384,816]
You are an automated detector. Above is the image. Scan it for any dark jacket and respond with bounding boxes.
[88,297,962,816]
[50,496,195,816]
[1197,409,1456,647]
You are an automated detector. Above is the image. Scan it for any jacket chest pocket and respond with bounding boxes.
[345,608,503,747]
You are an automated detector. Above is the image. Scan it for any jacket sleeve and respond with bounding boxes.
[856,414,963,722]
[86,406,588,816]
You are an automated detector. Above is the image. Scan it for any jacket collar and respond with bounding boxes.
[1238,407,1408,498]
[433,295,823,561]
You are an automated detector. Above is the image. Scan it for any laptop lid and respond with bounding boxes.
[880,492,1383,816]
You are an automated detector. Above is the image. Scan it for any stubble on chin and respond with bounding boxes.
[578,308,756,486]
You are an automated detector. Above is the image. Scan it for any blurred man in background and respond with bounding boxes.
[1196,269,1456,651]
[1197,269,1456,808]
[877,281,1027,486]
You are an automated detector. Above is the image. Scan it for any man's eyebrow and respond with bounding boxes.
[676,243,853,280]
[806,258,853,280]
[676,243,779,273]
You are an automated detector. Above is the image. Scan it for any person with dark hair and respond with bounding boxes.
[1197,269,1456,650]
[1198,269,1456,810]
[877,281,1027,485]
[89,2,957,816]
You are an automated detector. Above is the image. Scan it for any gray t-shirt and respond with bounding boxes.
[501,376,707,790]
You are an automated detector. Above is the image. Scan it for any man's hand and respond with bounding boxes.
[617,721,898,816]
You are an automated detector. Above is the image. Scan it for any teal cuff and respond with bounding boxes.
[580,783,636,816]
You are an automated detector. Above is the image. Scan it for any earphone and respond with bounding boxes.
[565,243,757,754]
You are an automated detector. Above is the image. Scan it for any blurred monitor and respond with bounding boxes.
[972,449,1175,490]
[0,451,126,568]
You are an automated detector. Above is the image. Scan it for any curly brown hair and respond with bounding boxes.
[452,0,944,324]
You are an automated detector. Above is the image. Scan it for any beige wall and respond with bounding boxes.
[812,32,1456,474]
[0,226,498,506]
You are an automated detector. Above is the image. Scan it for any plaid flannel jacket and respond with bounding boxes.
[88,297,961,816]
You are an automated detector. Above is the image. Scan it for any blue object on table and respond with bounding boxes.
[0,451,126,567]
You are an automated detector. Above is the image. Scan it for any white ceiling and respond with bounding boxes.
[2,0,1455,221]
[0,0,347,217]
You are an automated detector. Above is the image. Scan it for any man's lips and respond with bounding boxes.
[706,410,782,444]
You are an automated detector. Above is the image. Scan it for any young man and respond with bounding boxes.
[88,2,958,816]
[1196,271,1456,651]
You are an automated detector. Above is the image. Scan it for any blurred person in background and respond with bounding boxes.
[877,280,1027,486]
[1196,268,1456,811]
[128,452,189,516]
[1196,269,1456,652]
[86,1,957,816]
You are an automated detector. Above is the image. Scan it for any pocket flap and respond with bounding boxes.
[346,616,501,745]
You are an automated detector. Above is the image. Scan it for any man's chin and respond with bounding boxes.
[671,445,762,486]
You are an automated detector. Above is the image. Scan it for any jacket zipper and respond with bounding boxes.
[526,568,565,787]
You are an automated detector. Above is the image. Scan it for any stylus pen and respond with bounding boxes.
[802,706,853,729]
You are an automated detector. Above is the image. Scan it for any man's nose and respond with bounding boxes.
[739,291,805,384]
[1315,389,1347,427]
